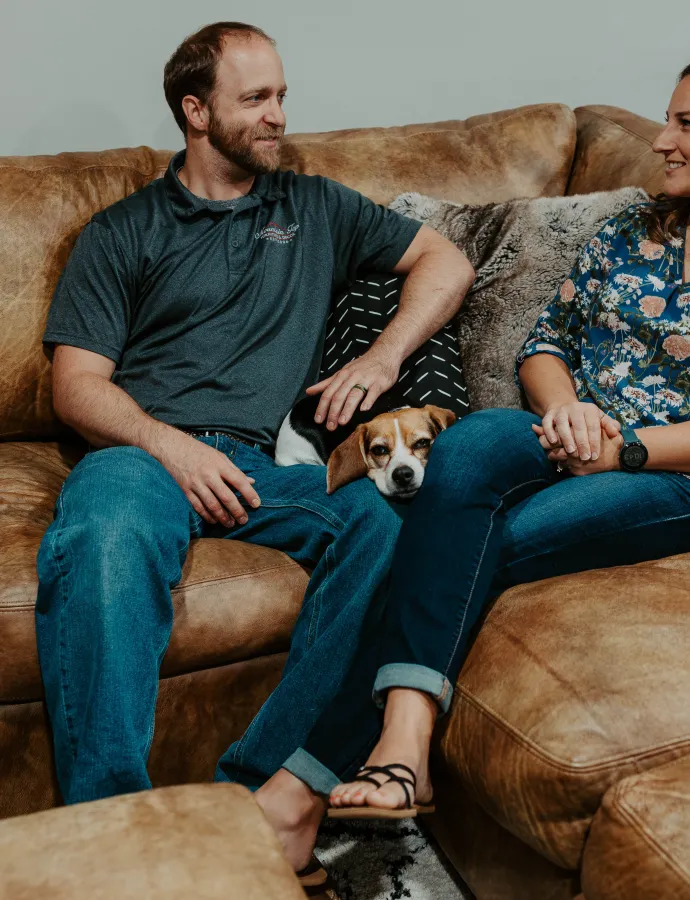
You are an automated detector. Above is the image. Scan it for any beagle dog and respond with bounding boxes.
[275,393,456,498]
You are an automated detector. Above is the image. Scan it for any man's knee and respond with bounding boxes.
[61,445,189,532]
[336,477,403,546]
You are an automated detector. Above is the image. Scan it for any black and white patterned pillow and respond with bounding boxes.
[321,273,470,418]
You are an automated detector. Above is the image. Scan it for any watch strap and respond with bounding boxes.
[620,424,640,446]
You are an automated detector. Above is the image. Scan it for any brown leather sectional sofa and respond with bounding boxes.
[1,102,688,899]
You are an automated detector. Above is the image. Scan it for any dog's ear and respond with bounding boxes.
[424,405,457,436]
[326,425,369,494]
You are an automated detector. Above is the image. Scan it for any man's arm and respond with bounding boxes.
[52,345,260,527]
[309,225,474,429]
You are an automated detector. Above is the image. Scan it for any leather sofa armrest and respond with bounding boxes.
[582,754,690,900]
[0,783,305,899]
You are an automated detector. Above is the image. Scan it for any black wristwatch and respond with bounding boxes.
[618,424,648,473]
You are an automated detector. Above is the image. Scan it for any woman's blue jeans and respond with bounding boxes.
[35,434,404,804]
[283,409,690,794]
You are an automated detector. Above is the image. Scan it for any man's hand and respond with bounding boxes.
[154,431,261,527]
[536,401,621,462]
[534,418,624,476]
[306,347,400,430]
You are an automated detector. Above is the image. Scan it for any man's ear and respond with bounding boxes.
[326,425,369,494]
[424,405,457,436]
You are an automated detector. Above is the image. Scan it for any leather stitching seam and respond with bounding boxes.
[457,685,690,773]
[610,788,690,885]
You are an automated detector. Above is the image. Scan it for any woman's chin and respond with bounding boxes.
[662,175,690,198]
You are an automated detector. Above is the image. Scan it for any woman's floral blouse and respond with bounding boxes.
[517,204,690,427]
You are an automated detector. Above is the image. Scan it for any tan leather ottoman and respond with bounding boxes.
[582,754,690,900]
[0,783,305,899]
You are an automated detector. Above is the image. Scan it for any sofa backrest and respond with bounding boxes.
[568,105,665,196]
[0,100,649,442]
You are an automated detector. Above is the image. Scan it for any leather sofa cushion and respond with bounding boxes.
[582,754,690,900]
[282,103,576,206]
[0,441,308,703]
[438,552,690,870]
[568,105,665,197]
[0,103,575,441]
[0,783,305,899]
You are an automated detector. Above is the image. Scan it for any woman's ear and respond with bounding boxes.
[424,405,457,435]
[326,425,369,493]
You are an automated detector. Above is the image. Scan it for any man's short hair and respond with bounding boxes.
[164,22,276,136]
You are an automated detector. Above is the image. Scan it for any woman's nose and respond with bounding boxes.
[652,123,676,155]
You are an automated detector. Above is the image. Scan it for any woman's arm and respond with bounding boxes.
[519,353,620,461]
[536,418,690,474]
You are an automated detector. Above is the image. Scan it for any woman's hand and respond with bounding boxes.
[535,424,624,475]
[536,402,621,462]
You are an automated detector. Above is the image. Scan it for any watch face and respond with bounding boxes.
[623,443,647,469]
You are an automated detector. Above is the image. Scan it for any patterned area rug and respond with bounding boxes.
[314,817,474,900]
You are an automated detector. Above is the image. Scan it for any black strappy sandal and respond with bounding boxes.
[297,854,328,889]
[327,763,435,820]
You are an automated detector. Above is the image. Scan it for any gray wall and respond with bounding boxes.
[3,0,687,157]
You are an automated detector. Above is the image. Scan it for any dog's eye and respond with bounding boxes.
[370,445,389,457]
[413,438,432,450]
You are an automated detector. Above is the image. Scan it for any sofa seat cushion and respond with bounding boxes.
[582,754,690,900]
[0,783,305,900]
[569,105,665,197]
[0,441,308,703]
[437,552,690,870]
[281,103,576,207]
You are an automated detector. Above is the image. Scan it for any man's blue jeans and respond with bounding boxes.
[35,434,404,804]
[282,409,690,792]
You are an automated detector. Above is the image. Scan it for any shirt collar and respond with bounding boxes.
[164,149,285,220]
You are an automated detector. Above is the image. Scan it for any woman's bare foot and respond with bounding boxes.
[255,769,327,872]
[329,688,436,811]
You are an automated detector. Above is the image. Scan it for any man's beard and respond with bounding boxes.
[207,104,282,175]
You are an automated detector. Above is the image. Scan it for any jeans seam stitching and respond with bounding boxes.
[505,508,690,570]
[442,476,550,678]
[307,544,332,648]
[51,493,79,763]
[252,499,346,531]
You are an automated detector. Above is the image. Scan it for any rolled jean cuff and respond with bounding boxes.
[282,747,340,796]
[373,663,454,715]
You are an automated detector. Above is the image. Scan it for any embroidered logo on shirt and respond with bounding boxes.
[254,221,299,244]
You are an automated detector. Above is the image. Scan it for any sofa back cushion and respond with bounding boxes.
[569,105,665,197]
[0,103,575,440]
[282,103,576,206]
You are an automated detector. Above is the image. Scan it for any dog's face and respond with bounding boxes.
[326,405,456,498]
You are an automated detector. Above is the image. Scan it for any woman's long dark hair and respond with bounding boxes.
[644,64,690,244]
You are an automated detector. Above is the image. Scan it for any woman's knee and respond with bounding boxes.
[430,409,541,466]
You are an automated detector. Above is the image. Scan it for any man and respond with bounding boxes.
[36,21,473,815]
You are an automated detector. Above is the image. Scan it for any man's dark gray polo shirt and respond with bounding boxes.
[43,150,422,450]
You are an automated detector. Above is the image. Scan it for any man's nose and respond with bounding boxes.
[264,99,286,129]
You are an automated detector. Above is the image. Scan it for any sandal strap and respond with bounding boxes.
[355,764,417,809]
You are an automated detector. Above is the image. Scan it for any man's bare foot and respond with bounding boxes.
[255,769,327,872]
[329,688,436,811]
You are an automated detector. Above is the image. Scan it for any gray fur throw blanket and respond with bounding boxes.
[389,187,649,410]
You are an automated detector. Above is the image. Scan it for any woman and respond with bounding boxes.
[253,65,690,872]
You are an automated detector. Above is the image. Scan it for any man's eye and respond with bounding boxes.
[371,446,389,457]
[279,94,287,104]
[413,438,431,450]
[682,119,690,128]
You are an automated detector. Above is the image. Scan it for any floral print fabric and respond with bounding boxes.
[517,204,690,426]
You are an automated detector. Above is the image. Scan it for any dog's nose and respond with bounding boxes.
[392,465,415,487]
